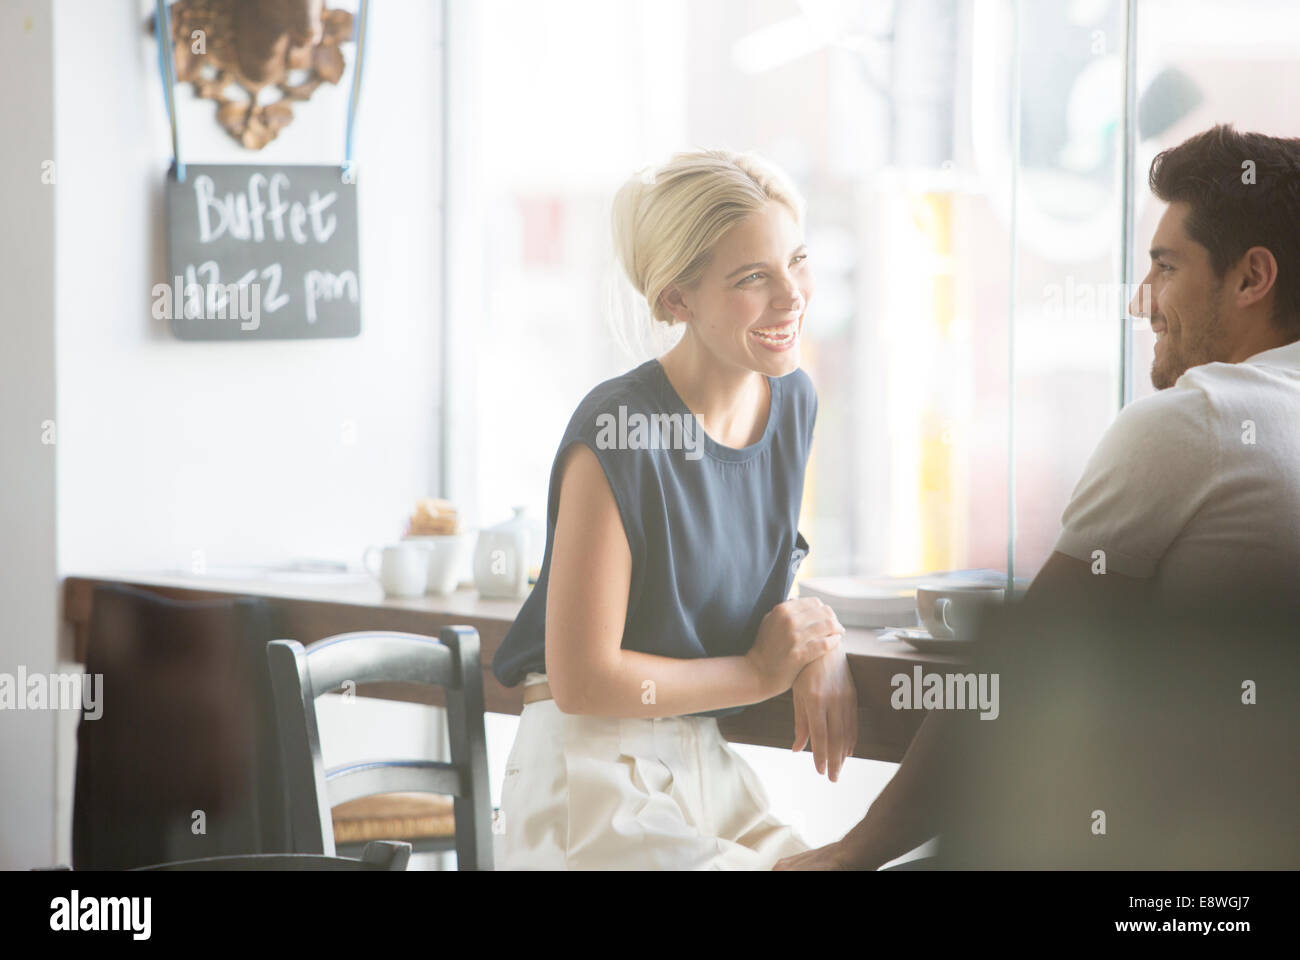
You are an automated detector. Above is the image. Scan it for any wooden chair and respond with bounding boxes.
[266,627,493,870]
[132,840,411,871]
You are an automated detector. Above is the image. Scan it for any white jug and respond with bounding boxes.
[473,506,532,599]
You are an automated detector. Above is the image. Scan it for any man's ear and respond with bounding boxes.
[1234,246,1279,309]
[659,285,691,324]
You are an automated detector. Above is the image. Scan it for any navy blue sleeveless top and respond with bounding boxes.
[491,358,816,718]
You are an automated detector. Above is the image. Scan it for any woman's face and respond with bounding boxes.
[666,200,814,378]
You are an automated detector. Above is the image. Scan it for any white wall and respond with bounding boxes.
[38,0,447,867]
[0,0,59,871]
[55,0,445,578]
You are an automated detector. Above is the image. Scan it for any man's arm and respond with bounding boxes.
[837,709,951,869]
[1022,550,1151,611]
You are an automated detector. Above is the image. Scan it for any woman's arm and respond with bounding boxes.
[545,443,840,718]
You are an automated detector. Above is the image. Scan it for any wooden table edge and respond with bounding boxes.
[62,573,969,763]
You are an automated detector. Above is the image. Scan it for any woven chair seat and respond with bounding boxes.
[331,792,456,844]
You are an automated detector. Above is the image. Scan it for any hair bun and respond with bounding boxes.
[610,174,650,297]
[610,148,805,329]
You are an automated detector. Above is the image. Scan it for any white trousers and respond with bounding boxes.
[496,673,810,870]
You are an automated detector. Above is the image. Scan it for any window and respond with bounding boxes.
[1129,0,1300,404]
[444,0,1298,849]
[445,0,1134,584]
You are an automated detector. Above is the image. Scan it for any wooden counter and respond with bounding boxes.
[63,572,966,763]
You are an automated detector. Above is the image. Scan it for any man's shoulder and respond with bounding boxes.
[1175,359,1258,399]
[1175,350,1300,417]
[1138,352,1300,440]
[1106,381,1215,444]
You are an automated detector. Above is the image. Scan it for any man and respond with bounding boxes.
[774,124,1300,870]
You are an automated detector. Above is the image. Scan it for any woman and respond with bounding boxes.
[491,148,858,869]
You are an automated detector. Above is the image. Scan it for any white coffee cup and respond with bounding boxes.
[915,583,1006,640]
[404,533,470,595]
[363,543,428,598]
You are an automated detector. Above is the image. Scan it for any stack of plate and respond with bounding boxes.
[797,569,1021,628]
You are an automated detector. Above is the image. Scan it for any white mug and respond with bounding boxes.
[363,543,428,598]
[916,584,1006,640]
[404,533,470,595]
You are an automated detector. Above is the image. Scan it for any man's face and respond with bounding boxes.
[1131,202,1231,390]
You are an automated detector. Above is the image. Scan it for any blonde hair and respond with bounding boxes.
[610,149,805,329]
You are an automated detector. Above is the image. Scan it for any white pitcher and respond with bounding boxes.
[473,506,532,599]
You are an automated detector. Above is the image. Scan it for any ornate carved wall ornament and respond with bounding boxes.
[164,0,355,150]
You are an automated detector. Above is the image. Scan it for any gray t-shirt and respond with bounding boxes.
[492,358,817,718]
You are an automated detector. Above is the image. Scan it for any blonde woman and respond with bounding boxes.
[492,149,858,869]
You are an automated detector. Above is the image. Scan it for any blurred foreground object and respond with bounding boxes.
[934,590,1299,868]
[72,584,286,868]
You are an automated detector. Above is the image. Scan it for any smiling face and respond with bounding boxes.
[664,200,813,378]
[1132,201,1232,390]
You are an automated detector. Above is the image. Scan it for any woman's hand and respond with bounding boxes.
[791,644,858,781]
[745,598,844,700]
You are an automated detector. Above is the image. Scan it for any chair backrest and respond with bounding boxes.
[266,626,493,869]
[134,840,411,871]
[73,584,288,869]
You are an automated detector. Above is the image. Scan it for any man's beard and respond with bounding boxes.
[1149,297,1228,390]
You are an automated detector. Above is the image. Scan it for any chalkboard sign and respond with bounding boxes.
[163,164,361,340]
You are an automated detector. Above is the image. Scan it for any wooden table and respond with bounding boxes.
[63,572,966,763]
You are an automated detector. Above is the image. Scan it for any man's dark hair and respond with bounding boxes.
[1149,124,1300,337]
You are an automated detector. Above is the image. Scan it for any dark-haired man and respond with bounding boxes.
[1034,124,1300,607]
[775,124,1300,870]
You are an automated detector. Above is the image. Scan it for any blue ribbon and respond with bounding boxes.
[154,0,185,182]
[343,0,371,183]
